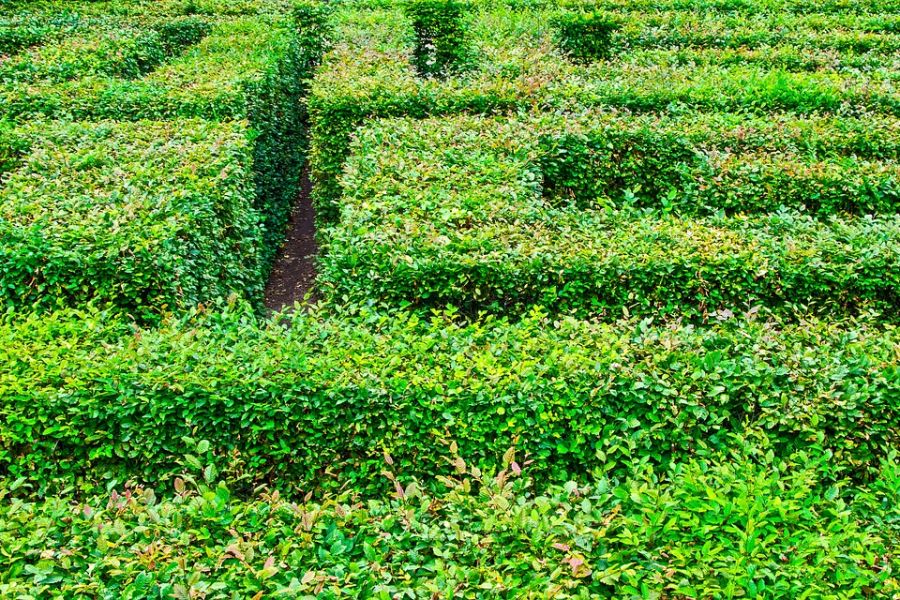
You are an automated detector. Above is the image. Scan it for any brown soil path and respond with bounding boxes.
[264,167,318,312]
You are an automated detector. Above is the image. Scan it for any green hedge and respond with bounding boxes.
[1,303,898,497]
[1,14,322,264]
[553,10,620,63]
[0,122,28,177]
[1,440,897,597]
[538,112,900,216]
[0,20,209,85]
[307,4,900,223]
[0,120,262,320]
[406,0,472,77]
[499,0,900,15]
[320,116,900,318]
[0,0,296,19]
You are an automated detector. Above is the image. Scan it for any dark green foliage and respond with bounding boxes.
[539,114,900,215]
[405,0,471,77]
[553,10,621,62]
[1,304,898,497]
[0,440,897,597]
[0,120,262,321]
[541,128,700,210]
[0,13,81,56]
[0,122,28,177]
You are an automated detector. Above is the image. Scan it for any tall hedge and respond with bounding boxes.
[1,304,898,497]
[0,120,261,320]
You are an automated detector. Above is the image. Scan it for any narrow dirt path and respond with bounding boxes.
[264,167,318,312]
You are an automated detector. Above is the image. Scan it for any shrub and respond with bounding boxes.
[1,303,898,497]
[0,120,262,320]
[553,10,620,62]
[320,116,900,319]
[405,0,471,77]
[0,440,897,597]
[0,27,170,83]
[0,14,329,265]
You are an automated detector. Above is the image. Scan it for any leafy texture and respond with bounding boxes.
[0,120,261,320]
[0,440,897,598]
[1,305,898,496]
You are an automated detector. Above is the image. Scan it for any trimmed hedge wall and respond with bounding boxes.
[0,120,261,320]
[306,3,900,223]
[320,116,900,319]
[1,442,897,597]
[1,13,322,265]
[1,303,898,497]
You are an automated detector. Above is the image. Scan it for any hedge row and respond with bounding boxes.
[571,11,900,53]
[0,0,296,19]
[536,112,900,216]
[1,302,898,497]
[1,441,897,597]
[1,14,318,265]
[624,45,900,73]
[320,116,900,318]
[0,19,211,85]
[498,0,900,16]
[307,4,900,221]
[0,120,262,320]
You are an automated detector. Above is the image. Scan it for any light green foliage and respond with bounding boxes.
[1,304,898,496]
[0,120,261,320]
[0,439,897,597]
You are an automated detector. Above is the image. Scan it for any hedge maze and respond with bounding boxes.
[1,0,899,596]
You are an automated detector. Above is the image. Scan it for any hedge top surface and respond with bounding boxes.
[319,114,900,318]
[0,15,299,122]
[0,119,262,318]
